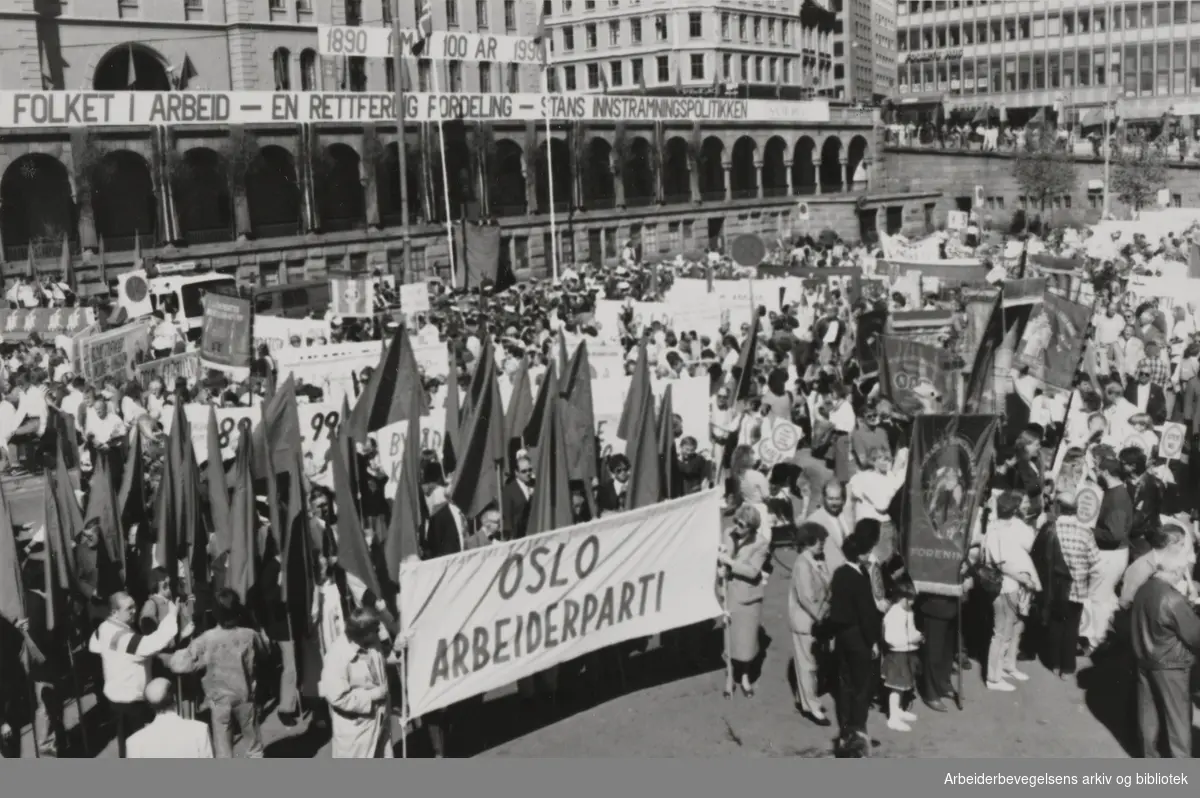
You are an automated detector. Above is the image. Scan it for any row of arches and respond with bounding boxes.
[0,134,869,257]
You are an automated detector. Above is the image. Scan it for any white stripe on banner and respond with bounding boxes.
[399,489,724,719]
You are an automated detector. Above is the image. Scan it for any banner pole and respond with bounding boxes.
[23,647,41,758]
[394,0,413,282]
[955,589,964,711]
[400,644,409,760]
[542,67,560,282]
[429,63,457,288]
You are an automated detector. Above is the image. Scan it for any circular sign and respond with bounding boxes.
[1076,485,1102,526]
[125,274,149,303]
[771,422,800,453]
[730,234,767,268]
[1160,423,1185,459]
[757,438,782,468]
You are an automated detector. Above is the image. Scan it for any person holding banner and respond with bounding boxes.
[717,504,771,699]
[317,605,395,759]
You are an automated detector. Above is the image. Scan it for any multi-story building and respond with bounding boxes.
[894,0,1200,121]
[0,0,908,292]
[830,0,875,101]
[543,0,837,99]
[872,0,898,100]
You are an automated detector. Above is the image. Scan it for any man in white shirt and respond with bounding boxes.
[87,395,127,451]
[126,678,213,758]
[60,376,85,422]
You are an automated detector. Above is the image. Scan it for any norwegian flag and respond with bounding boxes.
[412,0,434,57]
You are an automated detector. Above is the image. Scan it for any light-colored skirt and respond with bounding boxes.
[727,598,764,662]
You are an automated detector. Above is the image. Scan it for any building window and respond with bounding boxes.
[611,60,623,86]
[446,0,458,25]
[690,53,704,80]
[476,0,488,27]
[738,14,747,40]
[740,54,749,81]
[547,68,559,91]
[418,58,431,91]
[609,20,620,45]
[721,12,730,39]
[348,57,367,91]
[657,54,670,82]
[564,65,577,90]
[270,0,285,8]
[631,58,644,86]
[273,48,290,90]
[656,14,668,40]
[767,18,775,43]
[688,11,702,38]
[386,57,396,91]
[507,63,519,91]
[563,27,575,50]
[479,61,492,92]
[297,0,312,9]
[630,18,642,43]
[504,0,516,30]
[754,55,763,82]
[587,62,600,88]
[722,53,732,79]
[586,23,597,48]
[781,20,789,44]
[344,0,361,23]
[753,16,762,41]
[300,49,317,89]
[769,57,777,83]
[448,60,462,91]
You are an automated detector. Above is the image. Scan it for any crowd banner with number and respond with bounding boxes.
[160,405,262,465]
[399,488,724,718]
[275,342,381,404]
[0,307,94,340]
[319,27,545,63]
[593,375,710,459]
[329,273,376,318]
[136,351,201,385]
[0,91,833,127]
[254,315,334,352]
[902,415,1000,596]
[78,320,154,384]
[199,294,252,376]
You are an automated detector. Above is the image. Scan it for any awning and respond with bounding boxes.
[1079,108,1104,127]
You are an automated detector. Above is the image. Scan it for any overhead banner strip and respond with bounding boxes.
[317,27,545,63]
[0,91,833,127]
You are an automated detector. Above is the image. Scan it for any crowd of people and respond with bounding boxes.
[0,212,1198,762]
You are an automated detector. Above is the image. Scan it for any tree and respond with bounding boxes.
[1110,144,1169,213]
[1011,134,1078,227]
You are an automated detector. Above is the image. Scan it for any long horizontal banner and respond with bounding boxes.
[0,307,94,339]
[318,27,544,64]
[399,489,724,718]
[0,91,832,127]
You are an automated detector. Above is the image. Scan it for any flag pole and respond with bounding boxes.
[22,648,41,758]
[541,66,560,282]
[393,0,413,281]
[65,634,91,756]
[429,64,457,288]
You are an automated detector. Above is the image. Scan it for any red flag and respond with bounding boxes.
[504,356,535,452]
[251,375,303,479]
[381,384,428,587]
[733,309,760,401]
[279,449,318,628]
[560,341,599,518]
[0,481,26,625]
[331,426,382,600]
[525,394,574,537]
[84,452,126,593]
[524,360,557,454]
[557,330,569,373]
[617,341,651,440]
[450,337,507,519]
[206,407,232,560]
[346,325,430,442]
[226,434,259,603]
[43,465,81,633]
[442,368,461,474]
[118,425,151,585]
[657,383,680,500]
[155,400,207,596]
[624,379,663,511]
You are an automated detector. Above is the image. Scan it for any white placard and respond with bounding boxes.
[161,404,262,465]
[0,91,832,127]
[317,27,545,64]
[400,281,431,315]
[373,416,449,486]
[254,315,333,353]
[411,338,450,380]
[298,402,344,472]
[592,375,711,461]
[276,342,382,404]
[399,489,723,718]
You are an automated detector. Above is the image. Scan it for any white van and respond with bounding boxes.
[147,263,237,341]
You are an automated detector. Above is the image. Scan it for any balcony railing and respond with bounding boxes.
[764,186,789,198]
[182,227,234,246]
[322,217,366,233]
[4,238,82,263]
[626,195,655,208]
[104,232,158,253]
[587,196,616,211]
[664,193,692,205]
[731,188,758,200]
[701,190,726,202]
[253,221,302,240]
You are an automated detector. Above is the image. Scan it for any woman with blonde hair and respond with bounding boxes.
[718,504,771,698]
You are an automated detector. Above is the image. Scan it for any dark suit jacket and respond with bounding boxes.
[1124,381,1167,425]
[501,480,532,540]
[425,504,464,559]
[826,563,880,653]
[596,481,626,515]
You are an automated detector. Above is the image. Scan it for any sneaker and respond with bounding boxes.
[986,680,1016,692]
[1005,669,1030,682]
[887,717,912,732]
[900,709,918,722]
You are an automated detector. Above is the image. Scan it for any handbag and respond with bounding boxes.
[975,547,1005,598]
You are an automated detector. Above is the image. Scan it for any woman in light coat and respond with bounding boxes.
[788,521,833,726]
[718,504,771,698]
[983,491,1041,692]
[318,606,394,758]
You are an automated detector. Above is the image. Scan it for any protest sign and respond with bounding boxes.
[399,489,724,718]
[411,338,451,380]
[297,402,343,471]
[1159,422,1187,461]
[373,416,449,485]
[275,341,382,404]
[78,321,153,384]
[160,404,262,465]
[200,293,252,375]
[399,281,432,315]
[254,315,333,352]
[135,352,201,385]
[329,273,376,318]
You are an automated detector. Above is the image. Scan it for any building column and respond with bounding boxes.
[723,161,732,202]
[840,158,849,192]
[754,160,764,199]
[813,159,822,195]
[67,130,98,252]
[613,152,626,209]
[362,125,381,228]
[230,126,253,241]
[784,160,794,196]
[689,158,700,204]
[522,161,536,217]
[862,158,873,191]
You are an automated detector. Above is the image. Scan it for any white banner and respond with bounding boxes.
[276,342,380,404]
[318,27,544,64]
[161,404,262,465]
[399,281,431,315]
[399,489,724,718]
[411,338,451,380]
[298,402,343,471]
[373,415,448,485]
[0,91,832,126]
[254,315,333,352]
[592,374,711,461]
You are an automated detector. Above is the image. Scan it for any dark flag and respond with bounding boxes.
[442,368,461,475]
[226,434,259,604]
[618,341,651,440]
[346,324,429,442]
[657,383,680,500]
[878,335,960,416]
[901,415,999,596]
[1010,292,1092,391]
[525,394,573,537]
[963,280,1046,416]
[625,375,663,511]
[560,341,599,519]
[380,383,428,594]
[855,308,888,377]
